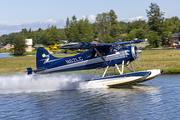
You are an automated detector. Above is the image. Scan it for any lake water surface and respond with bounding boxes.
[0,53,65,58]
[0,53,14,58]
[0,73,179,120]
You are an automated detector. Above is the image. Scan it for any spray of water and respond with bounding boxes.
[0,73,107,94]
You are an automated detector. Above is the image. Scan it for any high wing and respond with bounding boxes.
[118,39,143,45]
[59,40,143,49]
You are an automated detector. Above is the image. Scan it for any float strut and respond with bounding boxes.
[102,66,109,78]
[115,60,124,75]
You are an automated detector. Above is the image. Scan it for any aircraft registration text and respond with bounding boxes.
[65,57,83,64]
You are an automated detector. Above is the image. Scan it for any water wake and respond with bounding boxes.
[0,73,107,94]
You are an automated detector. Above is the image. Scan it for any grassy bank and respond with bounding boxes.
[0,49,180,74]
[135,49,180,73]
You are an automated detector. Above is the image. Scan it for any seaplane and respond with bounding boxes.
[27,40,163,87]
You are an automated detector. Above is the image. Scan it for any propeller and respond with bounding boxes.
[135,49,143,67]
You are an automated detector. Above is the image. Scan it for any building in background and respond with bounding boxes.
[6,44,12,50]
[25,39,33,52]
[169,33,180,47]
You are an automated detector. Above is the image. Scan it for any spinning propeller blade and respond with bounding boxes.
[135,49,142,67]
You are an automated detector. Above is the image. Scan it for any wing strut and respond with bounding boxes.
[94,48,109,66]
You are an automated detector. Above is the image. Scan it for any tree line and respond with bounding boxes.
[0,3,180,55]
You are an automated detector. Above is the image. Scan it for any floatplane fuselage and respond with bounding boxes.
[27,40,163,87]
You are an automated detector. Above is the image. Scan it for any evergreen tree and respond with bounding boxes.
[146,3,164,36]
[68,15,78,42]
[65,17,70,41]
[109,9,120,42]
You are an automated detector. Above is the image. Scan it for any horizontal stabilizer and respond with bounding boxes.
[27,67,33,75]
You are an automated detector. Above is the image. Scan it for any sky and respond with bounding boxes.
[0,0,180,36]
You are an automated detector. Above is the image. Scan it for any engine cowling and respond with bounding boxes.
[131,45,142,60]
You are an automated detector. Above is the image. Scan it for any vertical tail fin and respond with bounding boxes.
[36,47,58,69]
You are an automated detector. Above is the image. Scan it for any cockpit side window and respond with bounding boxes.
[110,47,117,53]
[123,47,128,50]
[95,50,105,57]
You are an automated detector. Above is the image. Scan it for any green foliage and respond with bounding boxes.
[45,26,61,45]
[131,20,149,31]
[161,31,171,45]
[39,26,61,45]
[20,28,29,37]
[119,21,128,34]
[96,9,120,43]
[59,28,67,40]
[136,29,146,39]
[124,20,148,34]
[22,50,36,55]
[146,3,164,35]
[96,12,111,42]
[4,33,18,45]
[13,34,27,55]
[119,33,127,41]
[0,34,8,44]
[66,15,78,42]
[0,49,10,53]
[163,16,180,33]
[127,29,146,40]
[127,29,137,40]
[109,10,120,41]
[76,18,94,42]
[148,31,161,47]
[65,16,95,42]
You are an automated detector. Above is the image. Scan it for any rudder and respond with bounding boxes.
[36,47,58,69]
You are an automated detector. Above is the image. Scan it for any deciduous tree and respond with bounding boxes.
[164,16,180,33]
[148,31,161,47]
[13,34,27,55]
